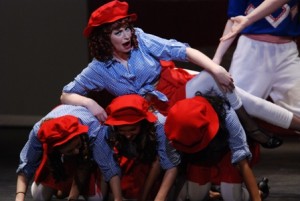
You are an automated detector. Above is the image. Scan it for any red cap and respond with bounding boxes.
[35,115,88,183]
[105,94,157,126]
[38,115,88,149]
[165,96,219,153]
[83,0,137,37]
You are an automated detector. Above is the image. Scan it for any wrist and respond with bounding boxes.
[16,192,26,200]
[245,15,254,26]
[84,97,97,109]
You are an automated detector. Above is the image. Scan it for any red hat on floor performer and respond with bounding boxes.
[105,94,157,126]
[165,96,219,153]
[38,115,88,149]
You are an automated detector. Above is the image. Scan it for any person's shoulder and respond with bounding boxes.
[134,27,148,37]
[134,27,143,33]
[89,58,104,66]
[88,58,113,69]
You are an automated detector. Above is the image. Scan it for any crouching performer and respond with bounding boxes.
[165,92,266,201]
[15,105,123,201]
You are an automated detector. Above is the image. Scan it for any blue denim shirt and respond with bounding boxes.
[62,28,189,101]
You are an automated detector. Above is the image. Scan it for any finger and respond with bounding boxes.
[95,115,102,122]
[103,112,108,120]
[95,113,105,122]
[220,85,226,93]
[220,33,235,41]
[224,82,233,92]
[100,114,107,122]
[224,83,234,93]
[231,82,235,89]
[228,87,233,93]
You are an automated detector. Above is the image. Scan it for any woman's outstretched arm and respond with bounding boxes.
[221,0,289,40]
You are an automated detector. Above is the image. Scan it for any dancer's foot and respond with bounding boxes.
[209,178,270,201]
[209,190,222,200]
[209,185,223,200]
[258,177,270,200]
[248,129,283,149]
[235,106,282,149]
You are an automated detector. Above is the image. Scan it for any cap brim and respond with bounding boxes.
[105,112,157,126]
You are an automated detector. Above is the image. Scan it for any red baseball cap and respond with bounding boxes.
[35,115,89,183]
[38,115,88,149]
[105,94,157,126]
[165,96,219,153]
[83,0,137,37]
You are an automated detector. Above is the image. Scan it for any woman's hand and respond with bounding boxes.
[61,92,107,122]
[220,16,249,41]
[186,47,235,93]
[86,99,108,122]
[212,66,235,93]
[222,0,289,41]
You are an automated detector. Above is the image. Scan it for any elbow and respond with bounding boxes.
[185,47,192,61]
[60,92,67,104]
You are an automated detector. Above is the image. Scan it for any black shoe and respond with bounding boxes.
[261,136,283,149]
[248,129,283,149]
[258,177,270,200]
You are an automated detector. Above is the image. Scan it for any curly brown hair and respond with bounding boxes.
[88,17,138,62]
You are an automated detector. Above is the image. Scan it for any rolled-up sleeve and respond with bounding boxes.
[155,122,181,170]
[225,107,252,164]
[92,127,121,182]
[16,127,43,181]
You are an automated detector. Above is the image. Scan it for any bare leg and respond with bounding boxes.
[287,115,300,131]
[31,182,55,201]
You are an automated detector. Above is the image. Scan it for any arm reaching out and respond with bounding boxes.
[186,47,235,93]
[139,158,162,201]
[109,175,123,201]
[154,167,178,201]
[221,0,289,40]
[213,19,237,65]
[237,159,262,201]
[15,173,28,201]
[61,92,107,122]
